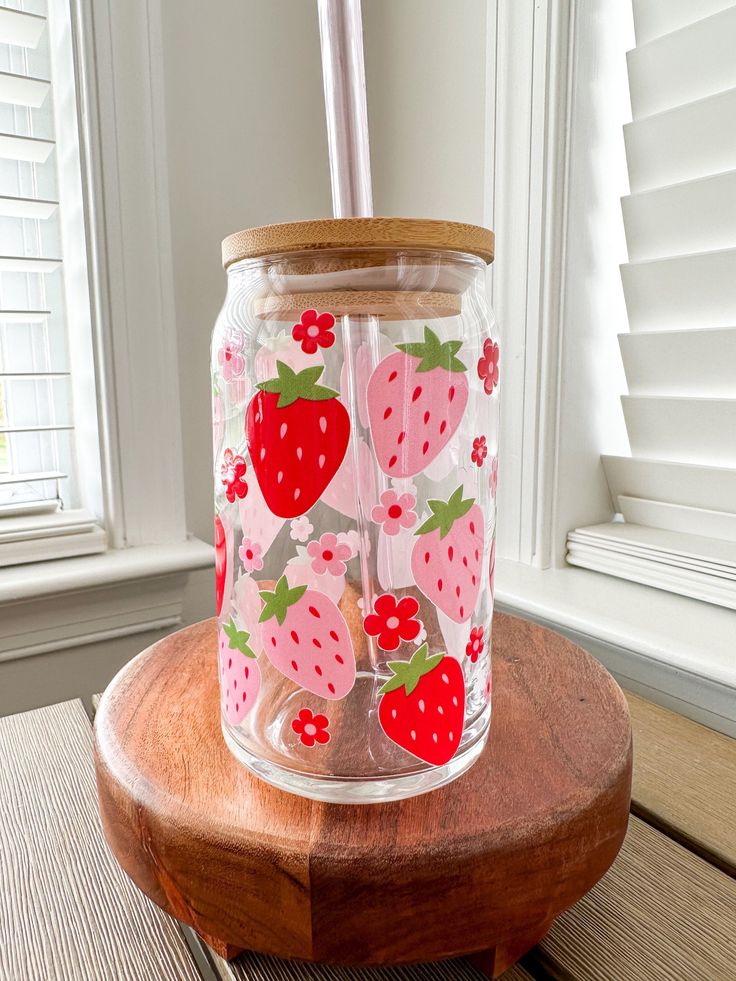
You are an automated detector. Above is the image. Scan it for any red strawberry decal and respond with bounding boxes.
[367,326,469,477]
[219,619,260,724]
[214,515,227,616]
[378,643,465,766]
[411,486,484,623]
[259,576,355,699]
[246,361,350,518]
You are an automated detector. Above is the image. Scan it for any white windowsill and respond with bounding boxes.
[0,537,214,662]
[496,558,736,737]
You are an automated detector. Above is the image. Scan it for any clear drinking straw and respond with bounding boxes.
[317,0,384,669]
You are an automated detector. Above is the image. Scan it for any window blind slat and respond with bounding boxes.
[0,310,50,322]
[619,328,736,398]
[0,6,45,49]
[0,371,70,378]
[0,469,65,486]
[633,0,734,45]
[0,424,73,434]
[0,195,57,219]
[625,87,736,193]
[0,255,60,272]
[621,248,736,333]
[0,131,54,162]
[622,170,736,262]
[622,396,736,468]
[0,70,50,108]
[628,6,736,120]
[602,455,736,516]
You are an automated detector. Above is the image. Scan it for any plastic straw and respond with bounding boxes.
[317,0,373,218]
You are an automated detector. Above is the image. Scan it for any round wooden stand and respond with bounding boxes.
[94,613,632,978]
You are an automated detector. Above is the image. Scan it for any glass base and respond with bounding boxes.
[222,714,490,804]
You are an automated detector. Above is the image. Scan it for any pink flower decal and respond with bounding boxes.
[490,456,498,498]
[290,515,314,542]
[471,435,488,467]
[363,593,422,652]
[371,489,418,536]
[220,449,248,503]
[218,328,246,381]
[292,708,331,747]
[477,338,500,395]
[306,532,352,576]
[466,624,485,663]
[238,538,263,573]
[337,528,361,557]
[292,309,336,354]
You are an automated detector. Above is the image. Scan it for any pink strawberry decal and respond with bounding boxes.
[378,643,465,766]
[411,486,484,623]
[259,576,355,699]
[246,362,350,518]
[218,619,261,725]
[367,326,469,477]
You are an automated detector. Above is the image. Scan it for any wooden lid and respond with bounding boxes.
[222,217,494,269]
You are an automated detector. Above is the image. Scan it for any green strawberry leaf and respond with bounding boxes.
[415,485,475,539]
[223,618,257,658]
[379,643,445,696]
[258,575,308,626]
[256,361,339,407]
[396,326,467,374]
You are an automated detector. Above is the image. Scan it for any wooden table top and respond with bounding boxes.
[2,638,735,980]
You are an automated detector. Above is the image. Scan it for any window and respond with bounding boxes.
[487,0,734,737]
[567,1,736,614]
[0,0,103,565]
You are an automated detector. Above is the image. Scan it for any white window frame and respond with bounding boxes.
[486,0,736,737]
[0,0,211,662]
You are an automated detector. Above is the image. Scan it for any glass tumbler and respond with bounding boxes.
[212,218,499,803]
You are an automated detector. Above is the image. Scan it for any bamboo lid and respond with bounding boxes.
[222,217,494,269]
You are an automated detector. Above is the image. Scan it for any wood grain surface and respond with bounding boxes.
[626,690,736,874]
[222,217,495,268]
[0,699,200,981]
[94,613,632,971]
[537,815,736,981]
[253,289,462,321]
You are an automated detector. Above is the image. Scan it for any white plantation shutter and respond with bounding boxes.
[567,0,736,609]
[0,0,103,564]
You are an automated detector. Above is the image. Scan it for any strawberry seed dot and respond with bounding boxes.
[383,406,392,420]
[309,605,321,618]
[328,683,335,694]
[410,730,417,741]
[412,386,422,402]
[313,638,322,648]
[388,454,398,468]
[397,431,406,444]
[335,654,344,664]
[388,370,398,383]
[329,629,339,642]
[291,660,298,671]
[315,665,323,676]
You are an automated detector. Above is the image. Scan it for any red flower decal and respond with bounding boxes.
[471,435,488,467]
[364,593,422,652]
[466,624,485,663]
[291,708,330,747]
[292,309,336,354]
[220,448,248,503]
[477,339,500,395]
